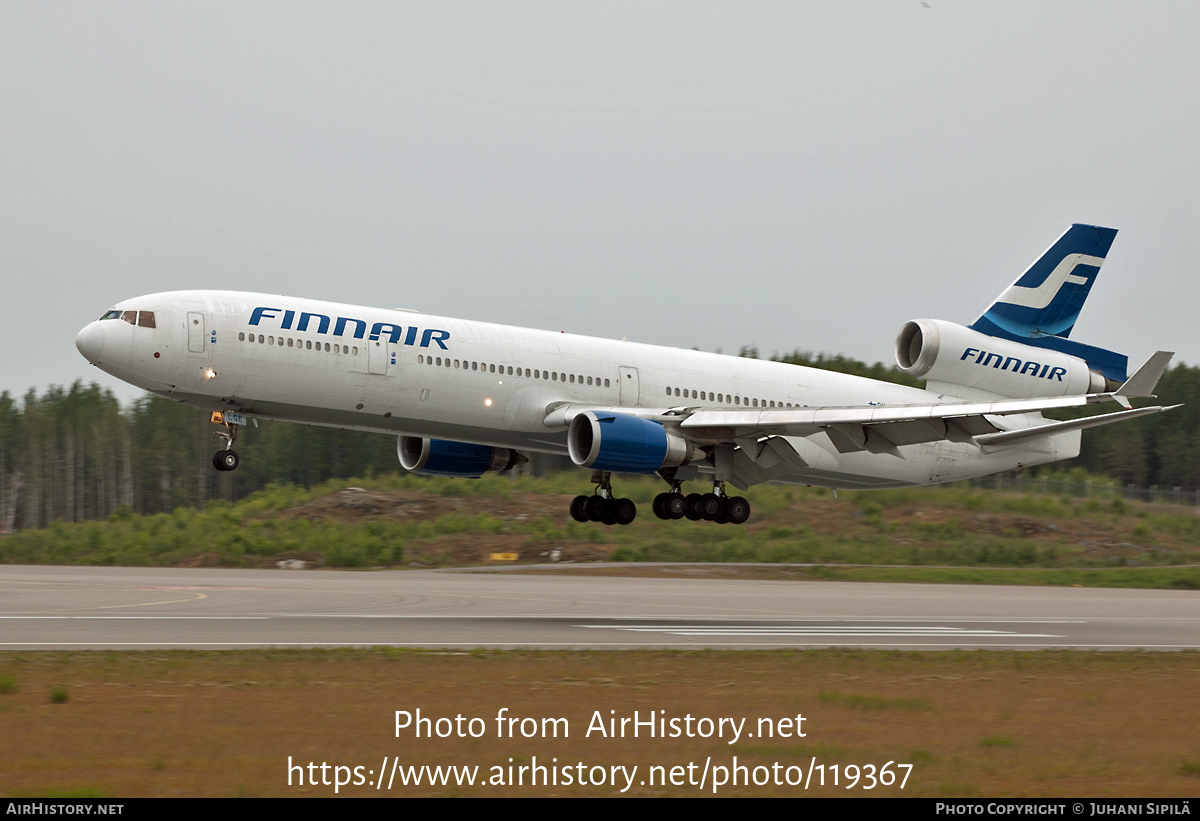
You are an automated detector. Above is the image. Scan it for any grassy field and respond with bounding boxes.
[1,472,1198,589]
[0,648,1197,797]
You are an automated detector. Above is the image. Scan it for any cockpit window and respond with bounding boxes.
[100,310,122,320]
[137,311,156,328]
[121,311,137,325]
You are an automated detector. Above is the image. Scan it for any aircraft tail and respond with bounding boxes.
[969,224,1128,382]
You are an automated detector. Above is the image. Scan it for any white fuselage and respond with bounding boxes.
[75,290,1078,489]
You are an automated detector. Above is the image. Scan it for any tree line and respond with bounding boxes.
[1,353,1196,531]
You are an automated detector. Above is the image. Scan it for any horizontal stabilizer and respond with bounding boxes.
[973,404,1180,448]
[1117,351,1174,401]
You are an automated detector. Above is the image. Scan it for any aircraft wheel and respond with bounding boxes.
[652,493,670,520]
[613,498,637,526]
[585,495,607,522]
[665,494,687,520]
[569,495,590,523]
[726,496,751,525]
[714,498,730,524]
[601,498,618,526]
[684,493,704,521]
[700,493,723,521]
[214,450,239,472]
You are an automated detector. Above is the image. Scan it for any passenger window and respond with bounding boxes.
[569,374,575,383]
[137,311,156,328]
[665,387,671,395]
[268,336,274,345]
[288,338,293,348]
[692,390,697,399]
[507,366,513,375]
[353,347,358,355]
[436,357,441,366]
[534,370,539,378]
[674,388,680,397]
[588,377,593,386]
[239,332,245,341]
[735,396,740,405]
[454,360,460,368]
[305,340,311,349]
[490,364,496,373]
[525,369,531,377]
[324,343,330,352]
[471,362,477,371]
[604,379,610,387]
[418,355,424,364]
[552,372,558,381]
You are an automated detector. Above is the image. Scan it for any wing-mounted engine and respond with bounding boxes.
[398,436,525,478]
[895,318,1111,399]
[567,411,700,473]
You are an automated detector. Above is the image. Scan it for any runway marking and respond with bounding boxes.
[275,614,1088,623]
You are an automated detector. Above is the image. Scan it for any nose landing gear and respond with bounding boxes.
[212,418,240,472]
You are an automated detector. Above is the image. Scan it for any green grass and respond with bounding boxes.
[1,472,1198,590]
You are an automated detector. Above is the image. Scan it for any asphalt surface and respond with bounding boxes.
[0,564,1197,650]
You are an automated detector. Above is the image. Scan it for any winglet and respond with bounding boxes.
[1117,351,1174,402]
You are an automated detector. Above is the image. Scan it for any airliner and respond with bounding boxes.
[74,224,1177,525]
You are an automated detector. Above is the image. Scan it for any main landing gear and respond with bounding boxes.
[212,419,240,472]
[569,471,637,526]
[651,480,751,525]
[568,473,752,526]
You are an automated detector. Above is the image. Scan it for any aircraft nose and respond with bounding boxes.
[75,322,105,364]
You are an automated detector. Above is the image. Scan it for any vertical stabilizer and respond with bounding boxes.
[969,224,1127,382]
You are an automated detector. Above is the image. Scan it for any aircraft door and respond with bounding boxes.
[618,366,639,406]
[187,313,205,353]
[367,339,389,375]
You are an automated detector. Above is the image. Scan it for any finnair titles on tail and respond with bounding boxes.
[75,224,1178,525]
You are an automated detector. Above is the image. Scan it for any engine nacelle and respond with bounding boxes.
[895,318,1107,398]
[398,436,524,478]
[567,411,697,474]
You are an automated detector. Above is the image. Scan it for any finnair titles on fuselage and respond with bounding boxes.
[75,225,1177,525]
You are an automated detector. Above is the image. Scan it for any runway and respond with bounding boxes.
[0,565,1197,650]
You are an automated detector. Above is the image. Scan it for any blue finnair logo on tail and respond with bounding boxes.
[971,224,1117,340]
[248,307,451,349]
[968,223,1130,383]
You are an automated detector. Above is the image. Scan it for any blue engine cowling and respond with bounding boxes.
[398,437,523,478]
[567,411,696,474]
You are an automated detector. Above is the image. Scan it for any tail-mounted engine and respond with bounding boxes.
[398,436,525,478]
[895,319,1110,398]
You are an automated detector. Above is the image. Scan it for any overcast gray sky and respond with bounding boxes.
[3,1,1197,403]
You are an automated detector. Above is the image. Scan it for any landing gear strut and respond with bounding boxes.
[212,419,240,472]
[570,471,636,526]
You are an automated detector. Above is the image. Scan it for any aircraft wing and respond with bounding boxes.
[545,352,1177,455]
[676,350,1177,453]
